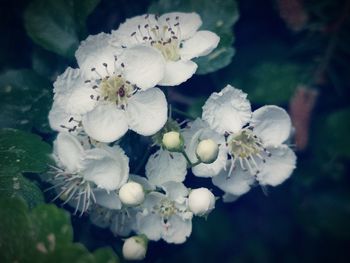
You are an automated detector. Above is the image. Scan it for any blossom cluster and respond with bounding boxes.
[47,12,296,261]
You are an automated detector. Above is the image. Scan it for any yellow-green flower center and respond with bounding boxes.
[228,129,263,159]
[99,75,134,107]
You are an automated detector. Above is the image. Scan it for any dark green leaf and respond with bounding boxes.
[0,129,51,206]
[149,0,239,74]
[235,62,305,104]
[0,198,120,263]
[93,248,120,263]
[0,70,52,132]
[313,109,350,159]
[24,0,101,58]
[0,128,52,174]
[0,174,44,209]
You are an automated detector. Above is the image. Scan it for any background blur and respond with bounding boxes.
[0,0,350,262]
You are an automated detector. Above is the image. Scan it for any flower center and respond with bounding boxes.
[152,39,180,61]
[227,129,269,176]
[48,167,96,216]
[157,198,177,218]
[99,75,135,108]
[228,129,263,159]
[130,15,182,61]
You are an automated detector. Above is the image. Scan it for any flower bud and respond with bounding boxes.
[122,235,148,261]
[119,182,145,206]
[195,139,219,164]
[188,188,215,216]
[162,131,183,152]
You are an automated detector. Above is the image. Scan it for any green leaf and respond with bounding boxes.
[235,62,305,104]
[93,248,120,263]
[313,109,350,159]
[24,0,101,58]
[149,0,239,74]
[0,129,52,174]
[0,129,51,207]
[0,198,120,263]
[0,175,44,209]
[31,204,74,245]
[0,70,52,132]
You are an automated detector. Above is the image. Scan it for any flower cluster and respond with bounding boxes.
[47,12,296,261]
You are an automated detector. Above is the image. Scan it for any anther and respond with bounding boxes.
[102,63,108,67]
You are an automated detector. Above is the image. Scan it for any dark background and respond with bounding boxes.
[1,0,350,262]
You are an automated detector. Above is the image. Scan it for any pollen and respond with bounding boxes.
[99,75,135,107]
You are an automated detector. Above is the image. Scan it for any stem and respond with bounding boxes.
[180,150,201,168]
[172,108,195,120]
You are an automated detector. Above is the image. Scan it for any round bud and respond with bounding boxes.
[195,139,219,164]
[188,188,215,216]
[122,235,148,261]
[119,182,145,206]
[162,131,183,152]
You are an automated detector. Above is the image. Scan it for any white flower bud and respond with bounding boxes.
[162,131,183,152]
[195,139,219,164]
[119,182,145,206]
[188,188,215,216]
[122,235,148,261]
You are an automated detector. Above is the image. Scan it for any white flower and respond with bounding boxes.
[119,182,145,206]
[182,118,227,177]
[122,235,148,261]
[188,188,215,216]
[162,131,183,151]
[202,85,297,196]
[51,33,168,142]
[136,182,192,244]
[195,139,219,164]
[49,132,129,214]
[112,12,220,86]
[145,149,187,186]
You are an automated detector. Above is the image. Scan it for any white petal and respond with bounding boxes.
[113,14,158,46]
[126,88,167,136]
[129,174,155,191]
[120,45,165,90]
[158,60,197,86]
[48,101,82,134]
[182,118,227,177]
[110,209,137,237]
[251,105,292,146]
[145,149,187,186]
[53,132,84,173]
[94,189,122,210]
[162,215,192,244]
[202,85,252,134]
[159,12,202,40]
[82,104,128,143]
[256,145,296,186]
[180,30,220,60]
[212,161,255,196]
[75,33,122,79]
[222,193,240,203]
[89,207,113,228]
[53,67,97,115]
[162,181,189,204]
[81,146,129,191]
[136,213,163,241]
[192,147,227,177]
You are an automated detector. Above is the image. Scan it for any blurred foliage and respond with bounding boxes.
[0,0,350,262]
[0,197,119,263]
[0,128,52,208]
[24,0,101,58]
[0,70,52,132]
[149,0,239,74]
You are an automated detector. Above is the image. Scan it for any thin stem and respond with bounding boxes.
[172,108,195,120]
